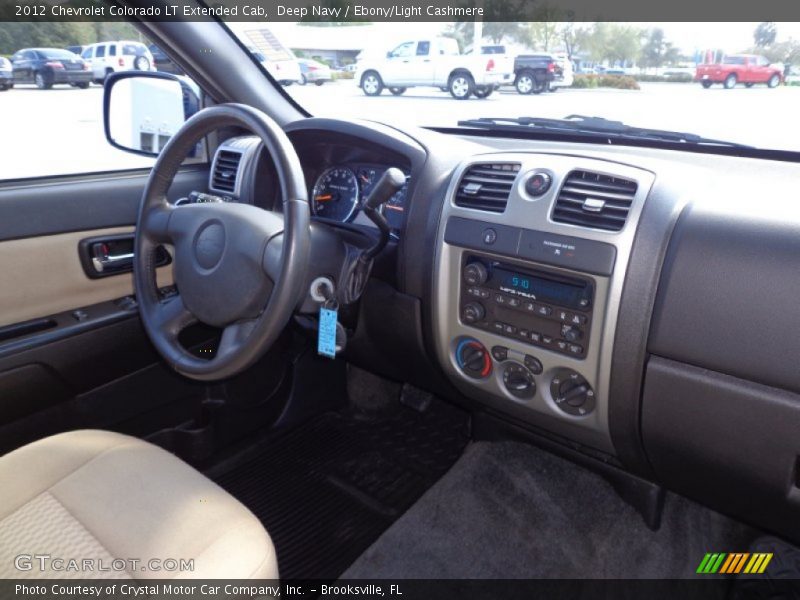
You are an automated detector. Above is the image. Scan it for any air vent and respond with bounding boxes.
[454,163,520,213]
[210,149,243,194]
[552,170,638,232]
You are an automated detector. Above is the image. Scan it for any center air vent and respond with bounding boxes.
[552,170,637,232]
[454,163,520,213]
[210,149,243,194]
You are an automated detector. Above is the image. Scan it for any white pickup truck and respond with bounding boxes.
[355,37,513,99]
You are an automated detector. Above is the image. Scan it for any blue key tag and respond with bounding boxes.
[318,302,338,359]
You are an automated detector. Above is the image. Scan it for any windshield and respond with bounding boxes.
[229,22,800,152]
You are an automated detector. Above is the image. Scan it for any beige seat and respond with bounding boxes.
[0,430,277,579]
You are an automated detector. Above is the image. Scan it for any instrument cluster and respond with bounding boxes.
[311,164,409,231]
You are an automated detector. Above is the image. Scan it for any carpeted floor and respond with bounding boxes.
[342,440,760,579]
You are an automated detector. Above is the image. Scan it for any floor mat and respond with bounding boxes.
[212,399,469,579]
[342,440,761,580]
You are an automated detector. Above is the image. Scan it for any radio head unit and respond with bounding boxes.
[460,255,594,359]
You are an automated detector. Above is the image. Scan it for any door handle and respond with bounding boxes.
[78,233,171,279]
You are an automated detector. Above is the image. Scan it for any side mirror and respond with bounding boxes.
[104,71,200,157]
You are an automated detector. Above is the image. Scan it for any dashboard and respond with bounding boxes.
[205,127,414,236]
[204,116,800,543]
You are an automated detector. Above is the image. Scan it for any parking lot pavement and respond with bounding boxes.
[1,80,798,180]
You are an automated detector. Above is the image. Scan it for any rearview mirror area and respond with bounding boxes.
[104,71,200,157]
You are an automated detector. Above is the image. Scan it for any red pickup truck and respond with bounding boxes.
[695,54,783,89]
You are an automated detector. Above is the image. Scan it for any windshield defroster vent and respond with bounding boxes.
[454,163,520,213]
[552,170,638,232]
[210,149,243,195]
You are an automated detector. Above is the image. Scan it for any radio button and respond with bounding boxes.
[491,346,508,361]
[570,313,587,325]
[524,302,536,312]
[524,355,543,374]
[530,332,542,343]
[467,286,482,297]
[557,310,569,322]
[492,321,505,332]
[503,324,517,335]
[508,297,521,308]
[518,329,530,340]
[478,289,491,299]
[494,294,506,305]
[542,335,554,345]
[556,340,568,352]
[482,228,497,245]
[568,344,583,355]
[535,304,553,317]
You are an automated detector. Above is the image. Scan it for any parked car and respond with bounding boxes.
[149,44,184,75]
[344,63,358,73]
[81,41,155,84]
[464,44,515,90]
[65,45,87,56]
[247,46,302,87]
[298,58,332,86]
[0,56,12,91]
[695,54,783,89]
[512,54,556,94]
[356,37,514,99]
[10,48,91,89]
[785,65,800,86]
[548,53,574,91]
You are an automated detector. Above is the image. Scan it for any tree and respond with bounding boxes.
[560,22,591,59]
[754,22,777,48]
[641,28,680,69]
[443,22,524,49]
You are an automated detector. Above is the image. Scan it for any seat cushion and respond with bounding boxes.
[0,430,277,579]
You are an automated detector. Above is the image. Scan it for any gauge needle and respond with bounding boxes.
[315,194,332,201]
[385,205,404,211]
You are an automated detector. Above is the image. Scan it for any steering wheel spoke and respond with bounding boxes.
[153,294,196,339]
[218,319,258,359]
[142,201,175,244]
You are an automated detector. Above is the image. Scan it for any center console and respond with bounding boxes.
[432,154,653,454]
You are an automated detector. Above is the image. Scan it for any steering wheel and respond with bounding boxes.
[134,104,309,381]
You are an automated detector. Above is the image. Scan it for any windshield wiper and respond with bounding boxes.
[456,115,754,148]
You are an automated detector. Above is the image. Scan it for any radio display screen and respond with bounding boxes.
[494,267,586,306]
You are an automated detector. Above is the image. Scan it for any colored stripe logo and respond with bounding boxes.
[697,553,773,574]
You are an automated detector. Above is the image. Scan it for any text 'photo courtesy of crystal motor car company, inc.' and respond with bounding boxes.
[2,0,800,598]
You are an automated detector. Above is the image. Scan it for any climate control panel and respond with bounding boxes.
[458,255,593,358]
[452,336,595,416]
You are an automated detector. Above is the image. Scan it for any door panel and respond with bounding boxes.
[0,226,173,328]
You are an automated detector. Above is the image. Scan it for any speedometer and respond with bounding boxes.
[312,167,359,222]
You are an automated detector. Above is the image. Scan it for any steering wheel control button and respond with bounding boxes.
[502,362,536,399]
[524,171,553,197]
[523,355,543,375]
[482,228,497,245]
[550,369,596,416]
[491,346,509,361]
[194,221,226,270]
[455,338,492,379]
[463,262,488,286]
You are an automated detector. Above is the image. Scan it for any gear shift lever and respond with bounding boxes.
[339,168,406,304]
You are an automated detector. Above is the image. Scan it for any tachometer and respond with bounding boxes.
[383,176,409,230]
[312,167,359,222]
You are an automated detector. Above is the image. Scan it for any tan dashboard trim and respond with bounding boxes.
[0,227,173,328]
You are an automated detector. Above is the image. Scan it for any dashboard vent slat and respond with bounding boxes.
[211,149,243,194]
[552,170,637,232]
[454,162,520,213]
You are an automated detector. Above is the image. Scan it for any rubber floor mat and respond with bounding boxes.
[212,399,469,579]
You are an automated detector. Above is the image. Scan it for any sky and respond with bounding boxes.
[257,21,800,56]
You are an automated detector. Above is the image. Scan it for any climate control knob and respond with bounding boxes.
[502,362,536,399]
[461,302,485,324]
[463,262,488,286]
[550,369,596,416]
[455,338,492,379]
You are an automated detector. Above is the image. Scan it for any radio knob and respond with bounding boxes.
[561,325,583,342]
[462,302,485,324]
[463,262,488,286]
